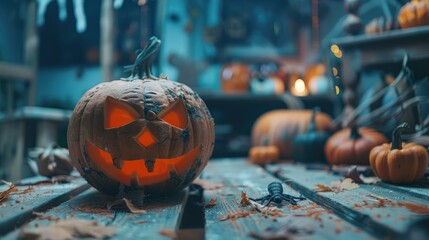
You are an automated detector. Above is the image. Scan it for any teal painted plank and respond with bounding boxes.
[4,187,188,239]
[203,159,373,240]
[266,163,429,238]
[0,177,90,235]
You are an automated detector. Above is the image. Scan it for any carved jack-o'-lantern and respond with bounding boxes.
[68,37,215,196]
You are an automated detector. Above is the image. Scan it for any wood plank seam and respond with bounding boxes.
[268,170,401,239]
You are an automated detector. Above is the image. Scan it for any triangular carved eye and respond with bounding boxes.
[159,99,188,129]
[105,96,140,129]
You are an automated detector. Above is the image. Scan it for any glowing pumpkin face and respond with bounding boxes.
[67,37,215,196]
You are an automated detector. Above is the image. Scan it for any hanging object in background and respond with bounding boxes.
[37,0,87,33]
[325,126,388,165]
[398,0,429,29]
[36,144,74,178]
[292,108,330,163]
[343,0,362,35]
[365,16,398,35]
[251,110,332,159]
[67,37,215,196]
[220,63,251,93]
[370,123,429,184]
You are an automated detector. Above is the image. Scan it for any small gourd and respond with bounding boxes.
[370,123,429,183]
[37,144,74,177]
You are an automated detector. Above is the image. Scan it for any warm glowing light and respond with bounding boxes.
[295,79,306,93]
[330,44,339,54]
[335,85,340,95]
[332,67,338,76]
[334,50,343,58]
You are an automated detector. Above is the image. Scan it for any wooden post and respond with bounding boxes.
[25,0,39,106]
[101,0,115,82]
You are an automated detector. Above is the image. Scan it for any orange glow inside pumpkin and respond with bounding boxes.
[160,100,188,129]
[85,140,201,186]
[105,97,139,129]
[135,128,157,148]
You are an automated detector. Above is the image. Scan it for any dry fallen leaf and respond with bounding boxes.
[240,191,251,207]
[205,198,217,208]
[123,198,147,214]
[106,198,147,214]
[314,178,359,193]
[0,180,18,204]
[332,178,359,191]
[314,184,332,192]
[19,218,115,240]
[193,179,224,190]
[159,228,177,238]
[219,210,252,221]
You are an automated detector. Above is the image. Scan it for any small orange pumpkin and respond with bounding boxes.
[370,123,429,183]
[325,126,388,165]
[248,146,280,165]
[68,37,215,196]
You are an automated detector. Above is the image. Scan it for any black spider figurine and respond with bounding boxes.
[250,182,306,206]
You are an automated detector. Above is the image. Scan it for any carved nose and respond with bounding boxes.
[135,128,156,147]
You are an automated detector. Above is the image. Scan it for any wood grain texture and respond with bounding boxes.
[0,177,90,235]
[202,159,373,240]
[3,188,188,239]
[266,163,429,238]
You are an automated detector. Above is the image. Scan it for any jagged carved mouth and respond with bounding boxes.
[85,140,201,186]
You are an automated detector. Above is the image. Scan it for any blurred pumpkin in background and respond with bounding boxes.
[325,126,388,165]
[68,37,215,196]
[251,110,332,159]
[398,0,429,29]
[220,63,251,93]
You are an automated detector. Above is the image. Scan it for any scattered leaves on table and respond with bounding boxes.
[159,228,177,238]
[0,180,18,204]
[219,210,252,221]
[205,198,217,208]
[193,179,224,190]
[18,218,115,240]
[240,191,251,207]
[314,178,359,193]
[353,194,429,214]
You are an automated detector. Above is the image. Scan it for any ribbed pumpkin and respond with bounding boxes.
[67,37,215,196]
[251,110,332,159]
[398,0,429,29]
[370,123,429,183]
[325,126,388,165]
[248,146,280,165]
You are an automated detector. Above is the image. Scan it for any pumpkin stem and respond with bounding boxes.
[307,107,319,133]
[391,122,410,150]
[349,125,361,139]
[123,36,161,80]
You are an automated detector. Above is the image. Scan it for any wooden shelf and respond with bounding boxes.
[0,62,35,81]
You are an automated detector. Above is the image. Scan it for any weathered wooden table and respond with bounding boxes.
[1,158,428,239]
